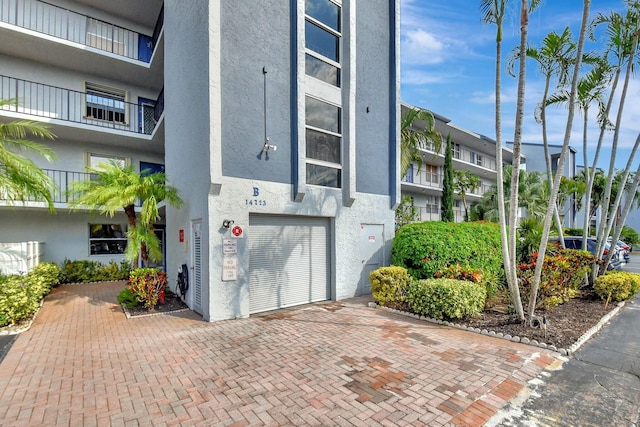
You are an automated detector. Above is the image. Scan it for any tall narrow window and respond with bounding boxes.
[304,0,343,188]
[305,0,341,87]
[305,96,342,188]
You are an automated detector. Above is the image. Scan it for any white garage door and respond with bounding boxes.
[249,214,330,314]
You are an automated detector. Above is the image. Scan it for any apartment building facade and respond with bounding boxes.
[401,103,515,222]
[0,0,400,321]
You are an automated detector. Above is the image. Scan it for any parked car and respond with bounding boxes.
[549,236,622,270]
[608,238,631,263]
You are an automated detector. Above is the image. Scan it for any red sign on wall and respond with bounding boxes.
[179,229,184,242]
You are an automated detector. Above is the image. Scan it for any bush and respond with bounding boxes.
[620,225,639,247]
[518,248,596,310]
[563,228,583,236]
[594,271,640,303]
[117,287,138,309]
[435,264,500,305]
[405,278,486,320]
[0,262,61,327]
[369,266,411,307]
[60,259,132,284]
[392,221,504,281]
[128,268,167,309]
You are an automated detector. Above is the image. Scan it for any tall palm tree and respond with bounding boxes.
[546,59,613,248]
[68,161,183,266]
[529,0,591,322]
[507,27,578,243]
[400,107,441,179]
[480,0,523,320]
[593,3,640,266]
[0,99,56,210]
[453,170,481,221]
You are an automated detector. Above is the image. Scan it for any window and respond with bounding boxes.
[305,96,342,188]
[88,153,127,181]
[86,18,127,56]
[477,154,484,167]
[140,161,164,176]
[452,143,461,159]
[89,224,127,255]
[305,0,341,87]
[85,83,127,123]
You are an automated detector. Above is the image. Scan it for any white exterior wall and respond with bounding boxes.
[0,209,129,265]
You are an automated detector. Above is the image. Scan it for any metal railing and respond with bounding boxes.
[0,0,162,62]
[0,168,143,206]
[421,142,498,172]
[413,206,466,223]
[0,75,164,135]
[402,171,441,188]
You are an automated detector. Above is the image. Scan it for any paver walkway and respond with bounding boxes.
[0,282,560,426]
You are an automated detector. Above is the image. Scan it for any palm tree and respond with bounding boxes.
[528,0,591,322]
[453,170,481,221]
[68,161,183,266]
[546,59,613,248]
[0,99,56,210]
[507,26,578,243]
[480,0,523,320]
[400,107,441,179]
[593,3,640,266]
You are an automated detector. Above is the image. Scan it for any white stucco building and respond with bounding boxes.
[0,0,400,321]
[401,103,516,222]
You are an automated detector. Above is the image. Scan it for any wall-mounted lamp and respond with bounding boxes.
[222,219,234,229]
[257,137,277,160]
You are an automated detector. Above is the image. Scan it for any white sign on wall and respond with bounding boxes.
[222,256,238,281]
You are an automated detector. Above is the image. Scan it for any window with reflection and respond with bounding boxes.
[305,0,341,87]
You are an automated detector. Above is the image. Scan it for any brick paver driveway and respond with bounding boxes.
[0,282,558,426]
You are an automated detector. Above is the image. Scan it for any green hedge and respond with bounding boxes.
[406,278,486,320]
[369,266,411,307]
[0,262,61,327]
[594,271,640,303]
[392,221,504,281]
[59,259,132,284]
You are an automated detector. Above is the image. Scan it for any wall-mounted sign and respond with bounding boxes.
[179,229,184,242]
[232,225,244,238]
[222,256,238,281]
[222,239,237,254]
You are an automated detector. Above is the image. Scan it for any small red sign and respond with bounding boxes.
[232,225,243,237]
[179,229,184,242]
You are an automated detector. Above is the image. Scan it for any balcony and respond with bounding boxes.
[0,75,164,151]
[418,142,499,178]
[0,168,143,208]
[0,0,164,89]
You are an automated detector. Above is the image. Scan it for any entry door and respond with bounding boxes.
[358,224,384,295]
[191,220,202,314]
[138,97,156,134]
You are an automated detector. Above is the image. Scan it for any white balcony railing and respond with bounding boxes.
[0,0,163,62]
[0,75,164,135]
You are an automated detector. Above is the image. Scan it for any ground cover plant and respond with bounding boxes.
[59,259,131,284]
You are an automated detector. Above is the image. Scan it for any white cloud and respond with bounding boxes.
[401,69,446,85]
[401,29,446,65]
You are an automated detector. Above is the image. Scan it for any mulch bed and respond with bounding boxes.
[455,291,614,349]
[390,291,616,350]
[122,290,190,318]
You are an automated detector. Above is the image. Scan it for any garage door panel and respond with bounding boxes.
[249,215,329,313]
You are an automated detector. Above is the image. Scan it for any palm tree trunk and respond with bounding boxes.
[494,9,524,321]
[124,204,140,267]
[596,23,639,272]
[528,0,590,324]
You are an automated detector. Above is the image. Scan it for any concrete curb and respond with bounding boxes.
[369,300,626,356]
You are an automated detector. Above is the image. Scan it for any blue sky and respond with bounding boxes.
[400,0,640,172]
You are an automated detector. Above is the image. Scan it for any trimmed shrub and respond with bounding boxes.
[60,259,132,284]
[0,262,61,327]
[128,268,167,309]
[518,248,596,310]
[392,221,504,282]
[563,228,583,236]
[435,264,500,306]
[369,266,411,307]
[594,271,640,303]
[406,278,486,320]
